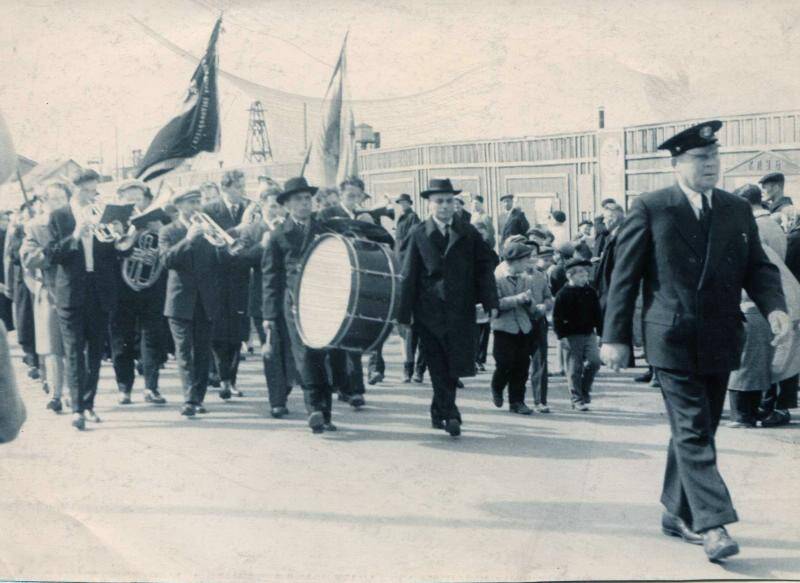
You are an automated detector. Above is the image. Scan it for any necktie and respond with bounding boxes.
[699,193,711,233]
[231,204,239,220]
[443,224,450,247]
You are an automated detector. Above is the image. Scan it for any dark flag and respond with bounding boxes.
[137,18,222,182]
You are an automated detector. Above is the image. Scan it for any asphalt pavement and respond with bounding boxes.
[1,331,799,582]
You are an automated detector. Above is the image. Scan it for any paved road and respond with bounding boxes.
[1,331,799,582]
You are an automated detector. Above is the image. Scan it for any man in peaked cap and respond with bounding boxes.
[759,171,794,220]
[398,178,498,437]
[601,120,790,561]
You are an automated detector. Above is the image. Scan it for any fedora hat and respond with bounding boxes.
[278,176,318,204]
[420,178,462,199]
[395,193,413,204]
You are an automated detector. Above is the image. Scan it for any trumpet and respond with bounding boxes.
[191,212,245,254]
[80,203,121,243]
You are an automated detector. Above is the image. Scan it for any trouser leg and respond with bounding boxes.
[580,334,601,398]
[191,303,212,404]
[285,301,332,420]
[262,316,293,408]
[657,368,737,532]
[728,390,760,424]
[83,308,109,412]
[368,343,385,376]
[417,324,459,423]
[57,307,86,413]
[777,374,798,409]
[562,336,586,404]
[212,341,239,382]
[508,332,532,405]
[476,323,491,365]
[168,317,195,405]
[491,330,515,395]
[139,310,163,391]
[110,304,136,391]
[529,317,548,405]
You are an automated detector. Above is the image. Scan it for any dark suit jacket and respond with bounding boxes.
[786,228,800,282]
[203,199,262,341]
[398,215,498,377]
[159,219,221,321]
[602,184,786,373]
[46,206,120,312]
[500,208,530,243]
[262,216,324,321]
[395,209,420,257]
[593,228,619,316]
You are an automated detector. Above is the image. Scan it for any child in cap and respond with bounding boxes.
[524,244,553,412]
[553,258,602,411]
[490,242,540,414]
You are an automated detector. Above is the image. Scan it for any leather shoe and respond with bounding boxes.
[219,388,232,400]
[761,410,790,428]
[145,390,166,404]
[118,392,132,405]
[337,391,350,403]
[702,527,739,562]
[510,403,533,415]
[412,372,424,383]
[323,422,338,431]
[46,398,63,413]
[634,370,653,383]
[492,388,503,408]
[71,413,85,431]
[431,418,445,430]
[308,411,325,433]
[195,405,208,414]
[208,374,221,388]
[349,395,365,409]
[455,379,464,388]
[726,420,756,429]
[85,410,102,423]
[181,404,196,417]
[402,374,412,383]
[661,513,703,545]
[368,372,384,385]
[445,418,461,436]
[270,406,289,418]
[230,387,244,397]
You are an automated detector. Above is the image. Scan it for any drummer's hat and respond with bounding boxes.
[278,176,318,204]
[420,178,461,199]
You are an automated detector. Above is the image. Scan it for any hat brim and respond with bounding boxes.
[277,186,319,204]
[420,188,462,199]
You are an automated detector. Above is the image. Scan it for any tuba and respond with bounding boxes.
[122,228,164,291]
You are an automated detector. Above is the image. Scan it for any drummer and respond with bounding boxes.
[262,176,338,434]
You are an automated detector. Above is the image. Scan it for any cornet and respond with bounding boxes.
[191,212,245,254]
[82,203,133,244]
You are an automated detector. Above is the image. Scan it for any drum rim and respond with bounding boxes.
[295,233,356,350]
[363,241,398,352]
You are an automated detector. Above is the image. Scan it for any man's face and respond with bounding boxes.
[120,187,150,211]
[177,197,201,217]
[45,187,69,211]
[263,195,282,220]
[287,191,313,220]
[78,180,99,201]
[502,197,513,211]
[567,266,589,286]
[341,185,362,212]
[428,193,455,222]
[473,198,484,213]
[201,185,220,204]
[397,200,411,214]
[223,177,246,202]
[603,208,623,230]
[579,223,592,236]
[762,182,783,201]
[674,144,720,192]
[507,256,529,274]
[536,256,553,270]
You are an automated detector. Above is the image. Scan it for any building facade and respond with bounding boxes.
[358,109,800,238]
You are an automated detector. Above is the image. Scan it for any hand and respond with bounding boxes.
[109,220,124,236]
[489,308,499,319]
[187,224,205,241]
[600,342,630,371]
[768,310,792,346]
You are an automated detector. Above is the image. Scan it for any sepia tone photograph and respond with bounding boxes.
[1,0,799,581]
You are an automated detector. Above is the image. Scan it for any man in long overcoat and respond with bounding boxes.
[398,178,498,436]
[601,121,790,562]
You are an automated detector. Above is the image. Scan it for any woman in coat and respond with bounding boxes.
[20,182,70,413]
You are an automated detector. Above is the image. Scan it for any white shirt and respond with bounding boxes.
[431,215,453,238]
[678,179,712,220]
[71,198,95,272]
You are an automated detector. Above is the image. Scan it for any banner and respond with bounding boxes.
[137,18,222,182]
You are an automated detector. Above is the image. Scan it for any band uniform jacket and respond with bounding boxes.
[46,206,120,313]
[202,199,262,342]
[602,184,786,374]
[500,207,530,244]
[398,215,498,378]
[261,216,325,322]
[159,219,221,322]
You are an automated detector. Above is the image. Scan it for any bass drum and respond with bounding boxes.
[295,233,399,352]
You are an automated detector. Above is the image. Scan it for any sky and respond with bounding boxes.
[2,0,800,175]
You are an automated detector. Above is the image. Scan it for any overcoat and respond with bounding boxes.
[202,199,261,342]
[158,220,221,322]
[500,207,530,244]
[398,216,498,378]
[602,184,786,374]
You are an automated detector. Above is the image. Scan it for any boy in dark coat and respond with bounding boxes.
[553,258,602,410]
[398,178,498,436]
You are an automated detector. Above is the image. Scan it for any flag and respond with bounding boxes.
[303,33,349,187]
[137,18,222,182]
[336,109,358,185]
[0,109,16,184]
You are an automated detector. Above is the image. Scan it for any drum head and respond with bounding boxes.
[297,235,353,349]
